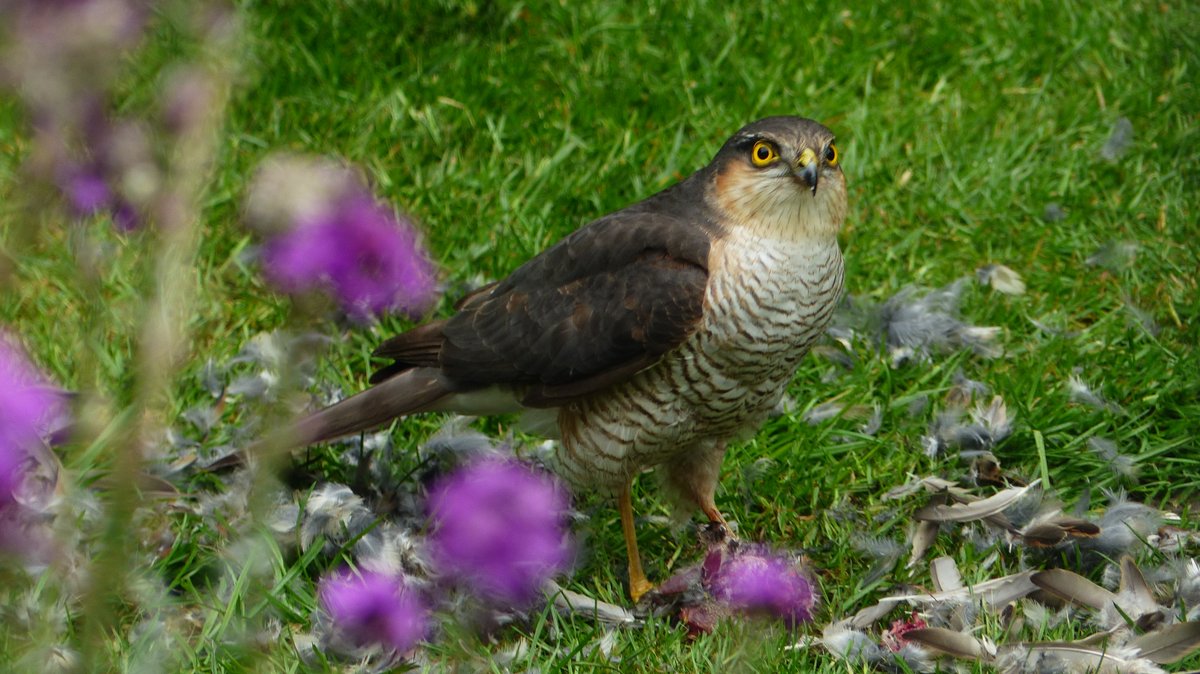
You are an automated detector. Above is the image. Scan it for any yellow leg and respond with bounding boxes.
[619,481,654,602]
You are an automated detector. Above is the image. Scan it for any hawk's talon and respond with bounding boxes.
[629,575,655,603]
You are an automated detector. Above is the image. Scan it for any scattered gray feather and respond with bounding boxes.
[919,433,944,458]
[976,264,1026,296]
[526,439,559,469]
[915,482,1036,524]
[985,487,1050,533]
[908,520,940,568]
[353,523,433,583]
[1029,315,1080,338]
[825,294,876,345]
[1122,295,1161,337]
[829,284,1002,367]
[1067,373,1125,414]
[997,642,1164,674]
[852,534,904,561]
[819,624,936,672]
[230,330,331,369]
[812,344,855,371]
[1087,437,1139,480]
[1128,621,1200,665]
[1085,240,1139,271]
[1100,116,1134,162]
[192,467,254,521]
[1178,559,1200,622]
[226,372,273,399]
[181,405,219,435]
[803,402,845,425]
[853,534,904,585]
[741,457,776,484]
[904,626,992,660]
[770,393,798,417]
[229,332,287,368]
[1042,203,1066,223]
[820,624,888,666]
[199,358,224,397]
[950,369,991,405]
[971,396,1013,443]
[907,394,929,417]
[164,427,199,452]
[923,396,1012,456]
[883,570,1039,609]
[885,280,970,340]
[199,444,242,471]
[267,502,301,537]
[1078,491,1164,558]
[420,416,504,462]
[545,580,637,627]
[860,404,884,436]
[883,476,929,501]
[930,556,964,593]
[300,483,374,552]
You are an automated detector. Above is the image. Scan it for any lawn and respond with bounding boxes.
[1,0,1198,671]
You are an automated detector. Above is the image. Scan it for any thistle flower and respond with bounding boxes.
[707,546,816,626]
[0,336,63,505]
[0,336,66,563]
[427,459,573,604]
[318,569,428,653]
[247,155,438,321]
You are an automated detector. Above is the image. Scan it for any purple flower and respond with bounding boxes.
[62,168,111,215]
[0,336,62,506]
[260,191,437,321]
[319,569,428,653]
[707,546,816,626]
[428,459,573,604]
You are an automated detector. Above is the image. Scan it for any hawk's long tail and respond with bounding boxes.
[288,368,453,446]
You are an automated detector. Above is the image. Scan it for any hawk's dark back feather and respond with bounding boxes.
[370,171,726,406]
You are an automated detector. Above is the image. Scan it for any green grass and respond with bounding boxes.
[2,0,1198,671]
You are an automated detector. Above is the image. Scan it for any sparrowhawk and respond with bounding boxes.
[291,116,847,600]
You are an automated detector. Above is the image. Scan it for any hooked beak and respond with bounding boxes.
[795,148,819,196]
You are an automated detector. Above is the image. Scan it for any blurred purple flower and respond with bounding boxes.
[319,569,428,653]
[260,191,437,321]
[707,546,816,626]
[54,161,140,228]
[111,199,139,231]
[60,165,111,216]
[0,336,63,505]
[428,459,573,604]
[2,0,151,230]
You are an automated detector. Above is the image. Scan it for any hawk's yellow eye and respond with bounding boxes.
[751,140,778,167]
[824,143,839,166]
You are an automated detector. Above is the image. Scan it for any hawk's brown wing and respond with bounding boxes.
[371,209,718,406]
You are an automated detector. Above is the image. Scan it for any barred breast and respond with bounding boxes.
[553,230,844,493]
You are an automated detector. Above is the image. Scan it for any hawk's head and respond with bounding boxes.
[707,116,847,242]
